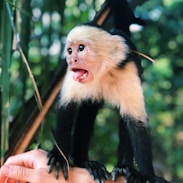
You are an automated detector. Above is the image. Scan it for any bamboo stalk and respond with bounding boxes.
[0,2,12,166]
[5,2,43,111]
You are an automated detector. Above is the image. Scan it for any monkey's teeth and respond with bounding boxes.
[81,73,87,78]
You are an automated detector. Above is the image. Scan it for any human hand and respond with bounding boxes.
[0,149,51,183]
[0,149,124,183]
[0,149,94,183]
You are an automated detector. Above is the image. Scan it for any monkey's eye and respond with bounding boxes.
[78,44,85,52]
[67,48,72,55]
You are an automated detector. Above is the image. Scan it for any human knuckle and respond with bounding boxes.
[16,167,28,178]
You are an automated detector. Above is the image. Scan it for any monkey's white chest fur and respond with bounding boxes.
[60,62,147,122]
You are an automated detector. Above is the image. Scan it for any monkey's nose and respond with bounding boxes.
[68,58,77,65]
[71,58,77,63]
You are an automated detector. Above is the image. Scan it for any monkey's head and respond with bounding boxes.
[65,25,129,83]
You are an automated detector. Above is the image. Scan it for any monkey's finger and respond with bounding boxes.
[55,161,60,179]
[111,171,117,181]
[96,178,104,183]
[111,167,121,181]
[85,161,97,180]
[100,164,109,181]
[95,161,109,181]
[92,163,104,183]
[47,156,55,173]
[62,163,69,180]
[112,166,127,182]
[85,161,102,183]
[90,161,108,183]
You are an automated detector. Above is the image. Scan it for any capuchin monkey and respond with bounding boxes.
[47,24,170,183]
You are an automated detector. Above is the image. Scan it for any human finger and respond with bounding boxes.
[0,165,38,183]
[0,177,26,183]
[4,149,48,169]
[0,164,64,183]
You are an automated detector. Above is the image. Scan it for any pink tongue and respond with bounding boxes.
[73,69,86,81]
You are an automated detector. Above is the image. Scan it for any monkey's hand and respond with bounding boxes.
[111,166,149,183]
[81,160,110,183]
[47,148,71,180]
[111,166,171,183]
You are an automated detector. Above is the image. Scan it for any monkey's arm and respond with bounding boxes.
[48,100,108,182]
[72,100,109,182]
[48,102,77,179]
[72,100,103,165]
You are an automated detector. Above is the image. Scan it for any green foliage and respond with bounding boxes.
[1,0,183,182]
[132,1,183,181]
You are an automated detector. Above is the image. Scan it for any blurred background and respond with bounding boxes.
[0,0,183,182]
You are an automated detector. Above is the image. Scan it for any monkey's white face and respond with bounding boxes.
[65,25,129,84]
[65,41,99,83]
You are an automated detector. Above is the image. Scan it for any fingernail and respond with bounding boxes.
[1,165,10,175]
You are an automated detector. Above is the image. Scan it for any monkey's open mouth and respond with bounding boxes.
[71,68,89,82]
